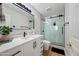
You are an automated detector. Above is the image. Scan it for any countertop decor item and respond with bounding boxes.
[0,26,12,42]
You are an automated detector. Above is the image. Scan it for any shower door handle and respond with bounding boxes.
[62,27,63,35]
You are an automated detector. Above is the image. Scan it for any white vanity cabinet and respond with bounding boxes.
[0,35,43,56]
[0,45,24,56]
[23,37,43,56]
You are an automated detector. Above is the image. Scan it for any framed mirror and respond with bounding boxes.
[1,3,35,30]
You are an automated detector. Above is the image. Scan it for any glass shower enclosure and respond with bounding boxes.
[43,15,65,47]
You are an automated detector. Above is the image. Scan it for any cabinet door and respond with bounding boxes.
[0,45,23,56]
[23,40,34,56]
[23,37,43,56]
[32,37,43,56]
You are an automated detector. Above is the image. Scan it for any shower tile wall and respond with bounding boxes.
[44,16,65,46]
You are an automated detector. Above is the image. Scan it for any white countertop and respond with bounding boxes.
[0,35,43,53]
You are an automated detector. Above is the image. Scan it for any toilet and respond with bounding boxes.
[43,40,50,50]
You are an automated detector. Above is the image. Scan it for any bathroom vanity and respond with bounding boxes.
[0,3,43,56]
[0,35,43,56]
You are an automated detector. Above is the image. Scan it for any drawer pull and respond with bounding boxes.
[11,51,21,56]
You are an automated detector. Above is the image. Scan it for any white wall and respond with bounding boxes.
[65,3,79,55]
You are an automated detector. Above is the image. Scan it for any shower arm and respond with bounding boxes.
[50,14,64,18]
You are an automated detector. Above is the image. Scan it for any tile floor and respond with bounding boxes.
[43,47,64,56]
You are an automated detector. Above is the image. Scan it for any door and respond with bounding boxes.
[44,16,65,47]
[65,3,79,56]
[65,3,70,55]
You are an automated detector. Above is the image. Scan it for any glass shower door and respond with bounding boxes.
[44,17,65,46]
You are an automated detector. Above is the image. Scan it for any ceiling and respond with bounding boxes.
[30,3,65,17]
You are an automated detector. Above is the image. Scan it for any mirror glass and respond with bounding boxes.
[0,3,34,30]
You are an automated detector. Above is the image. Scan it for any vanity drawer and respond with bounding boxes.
[0,45,23,56]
